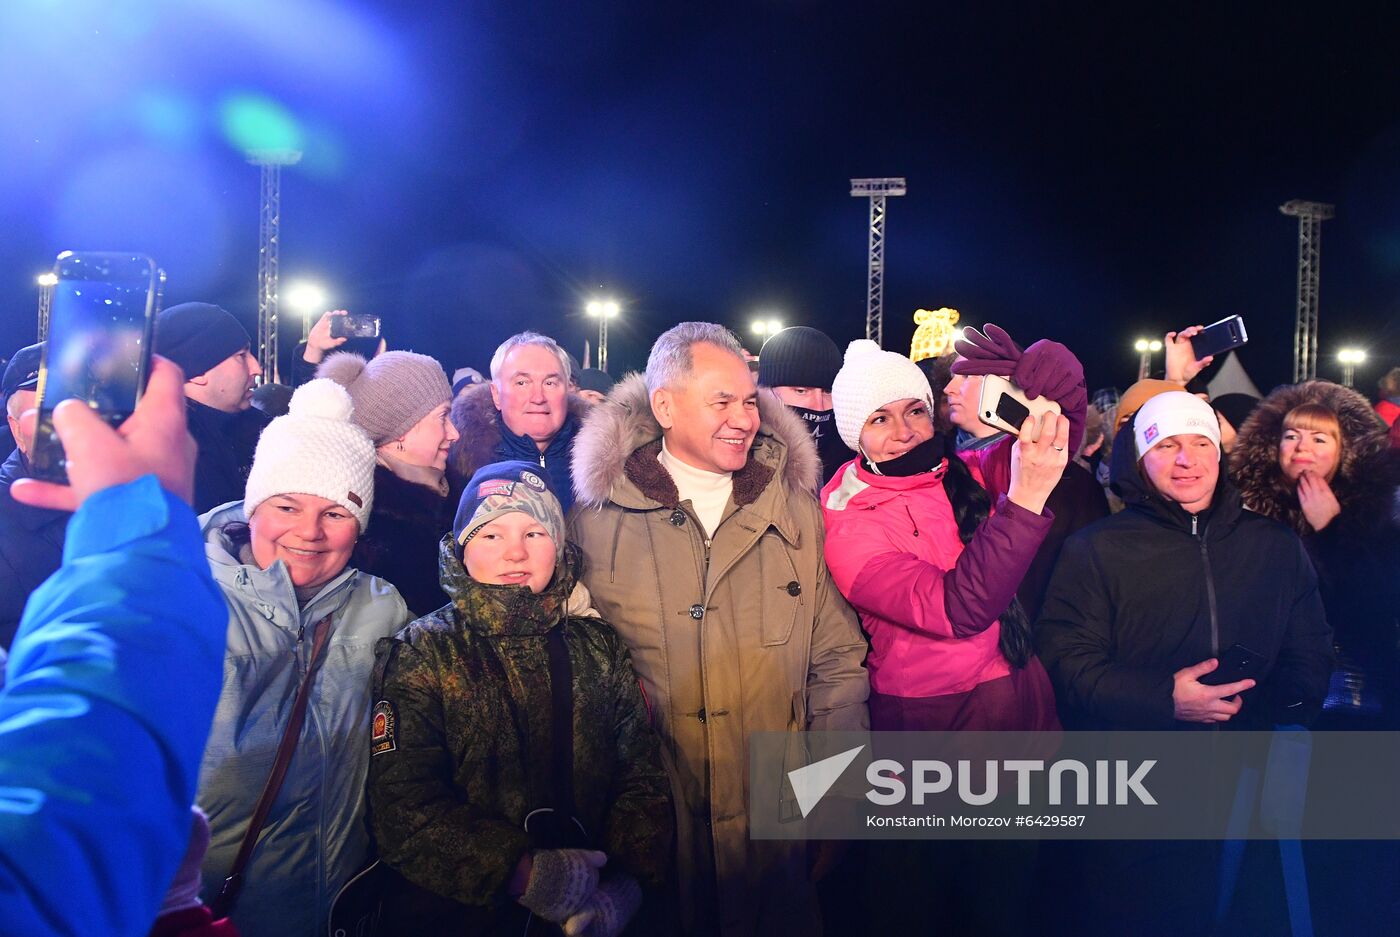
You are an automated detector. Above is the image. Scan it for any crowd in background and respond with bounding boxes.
[0,302,1397,937]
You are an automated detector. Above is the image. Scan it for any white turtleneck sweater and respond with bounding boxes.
[658,440,733,538]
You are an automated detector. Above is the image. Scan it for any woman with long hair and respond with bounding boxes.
[1231,379,1400,728]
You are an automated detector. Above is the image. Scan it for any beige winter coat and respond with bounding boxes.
[569,374,870,936]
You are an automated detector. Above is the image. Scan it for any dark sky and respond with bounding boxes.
[3,1,1399,394]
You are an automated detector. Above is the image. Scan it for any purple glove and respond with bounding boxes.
[952,324,1021,378]
[952,324,1087,454]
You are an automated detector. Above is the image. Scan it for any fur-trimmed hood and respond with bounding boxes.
[570,373,821,510]
[447,380,590,483]
[1230,379,1400,536]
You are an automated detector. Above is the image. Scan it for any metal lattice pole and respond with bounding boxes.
[249,150,302,385]
[1280,199,1334,382]
[36,275,55,341]
[851,177,906,348]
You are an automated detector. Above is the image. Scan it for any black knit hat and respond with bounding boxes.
[757,326,842,391]
[1211,392,1261,432]
[154,303,252,379]
[2,342,43,397]
[575,367,615,394]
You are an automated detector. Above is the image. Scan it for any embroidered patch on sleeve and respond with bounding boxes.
[371,699,397,756]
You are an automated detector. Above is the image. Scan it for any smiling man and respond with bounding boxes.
[570,321,869,937]
[449,331,588,512]
[154,302,270,513]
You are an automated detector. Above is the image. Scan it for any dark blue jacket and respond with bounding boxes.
[0,448,67,648]
[0,475,227,935]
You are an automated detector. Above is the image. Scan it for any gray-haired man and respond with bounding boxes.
[569,322,870,936]
[448,331,589,511]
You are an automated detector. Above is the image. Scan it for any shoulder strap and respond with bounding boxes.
[545,623,575,816]
[209,614,335,920]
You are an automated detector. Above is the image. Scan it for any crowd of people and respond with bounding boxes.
[0,304,1397,937]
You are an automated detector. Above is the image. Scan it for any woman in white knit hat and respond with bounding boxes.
[317,350,458,616]
[193,379,412,937]
[820,336,1078,934]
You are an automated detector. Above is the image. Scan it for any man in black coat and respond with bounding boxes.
[0,343,68,649]
[154,303,269,514]
[1036,390,1333,935]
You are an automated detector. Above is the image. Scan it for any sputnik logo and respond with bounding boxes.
[787,745,865,818]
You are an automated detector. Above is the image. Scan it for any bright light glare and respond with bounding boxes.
[36,273,58,287]
[1150,340,1163,352]
[586,299,620,318]
[1338,348,1367,364]
[284,282,327,312]
[1134,339,1150,352]
[767,319,783,334]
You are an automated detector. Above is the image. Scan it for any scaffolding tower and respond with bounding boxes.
[850,177,906,347]
[1279,199,1335,382]
[249,149,302,384]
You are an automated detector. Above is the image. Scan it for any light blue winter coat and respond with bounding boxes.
[1,475,227,937]
[194,501,411,937]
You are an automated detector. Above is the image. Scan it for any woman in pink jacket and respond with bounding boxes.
[820,330,1084,732]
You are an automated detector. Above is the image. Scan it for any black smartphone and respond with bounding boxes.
[330,313,381,339]
[1189,315,1248,360]
[1200,642,1266,687]
[30,252,160,483]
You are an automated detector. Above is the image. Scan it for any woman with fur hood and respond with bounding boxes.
[318,351,459,616]
[1231,379,1400,728]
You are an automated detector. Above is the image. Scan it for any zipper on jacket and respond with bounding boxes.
[1193,514,1220,658]
[903,503,920,537]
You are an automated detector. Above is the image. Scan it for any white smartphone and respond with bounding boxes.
[977,374,1061,436]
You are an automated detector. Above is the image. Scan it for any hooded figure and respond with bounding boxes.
[1230,379,1400,727]
[569,322,869,937]
[366,461,672,936]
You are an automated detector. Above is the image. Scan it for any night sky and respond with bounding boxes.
[2,2,1398,394]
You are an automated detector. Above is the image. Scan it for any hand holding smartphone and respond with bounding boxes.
[30,252,160,483]
[329,313,381,340]
[977,374,1062,436]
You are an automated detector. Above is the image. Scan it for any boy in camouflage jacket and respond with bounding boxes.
[367,461,673,936]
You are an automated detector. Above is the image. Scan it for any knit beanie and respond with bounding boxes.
[1133,391,1222,459]
[575,367,615,394]
[831,339,934,450]
[1115,379,1184,431]
[155,303,253,380]
[758,326,843,391]
[454,460,565,557]
[317,351,451,446]
[1211,392,1261,432]
[244,379,376,530]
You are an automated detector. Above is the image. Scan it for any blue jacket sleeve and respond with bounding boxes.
[0,475,228,937]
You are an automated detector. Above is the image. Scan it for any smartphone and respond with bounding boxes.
[330,313,381,339]
[1189,315,1248,360]
[977,374,1062,436]
[30,252,160,482]
[1200,643,1266,687]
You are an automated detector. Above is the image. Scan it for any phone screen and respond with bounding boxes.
[31,252,158,480]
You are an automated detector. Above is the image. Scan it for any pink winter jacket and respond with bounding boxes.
[820,444,1053,699]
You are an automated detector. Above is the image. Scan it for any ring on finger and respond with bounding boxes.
[1052,445,1065,451]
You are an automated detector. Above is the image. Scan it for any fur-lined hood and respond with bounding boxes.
[447,380,590,483]
[1230,379,1400,536]
[570,373,821,512]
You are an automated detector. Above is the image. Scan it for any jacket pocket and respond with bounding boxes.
[759,535,803,648]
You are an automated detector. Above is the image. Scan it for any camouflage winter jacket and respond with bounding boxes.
[366,533,673,917]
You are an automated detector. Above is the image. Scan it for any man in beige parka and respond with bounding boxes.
[569,322,870,936]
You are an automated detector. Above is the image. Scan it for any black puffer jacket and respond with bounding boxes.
[1231,380,1400,724]
[1036,423,1334,730]
[351,465,453,617]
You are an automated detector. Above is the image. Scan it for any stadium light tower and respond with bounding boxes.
[850,177,907,347]
[1337,348,1366,388]
[1134,337,1163,381]
[248,149,302,384]
[586,299,620,374]
[1280,199,1335,382]
[35,272,57,340]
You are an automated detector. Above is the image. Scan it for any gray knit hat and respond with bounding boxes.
[316,351,451,446]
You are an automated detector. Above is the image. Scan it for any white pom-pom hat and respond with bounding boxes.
[243,378,377,530]
[831,339,935,451]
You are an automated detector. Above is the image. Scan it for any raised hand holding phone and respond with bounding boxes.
[1007,411,1070,515]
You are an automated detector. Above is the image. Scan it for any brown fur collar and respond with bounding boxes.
[447,381,590,482]
[570,373,820,509]
[1229,379,1400,535]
